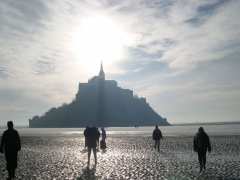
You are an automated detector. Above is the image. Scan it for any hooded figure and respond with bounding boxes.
[0,121,21,179]
[193,127,211,172]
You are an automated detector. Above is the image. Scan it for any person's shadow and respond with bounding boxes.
[77,167,98,180]
[102,149,107,154]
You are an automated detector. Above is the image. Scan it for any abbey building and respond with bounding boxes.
[29,64,169,127]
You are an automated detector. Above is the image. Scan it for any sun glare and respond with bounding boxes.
[72,15,133,74]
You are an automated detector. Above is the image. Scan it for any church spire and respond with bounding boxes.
[99,61,105,80]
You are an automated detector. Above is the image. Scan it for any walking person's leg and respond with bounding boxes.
[103,139,106,149]
[5,154,12,179]
[11,152,18,178]
[97,138,100,151]
[6,162,14,179]
[203,152,207,170]
[157,140,160,152]
[87,147,91,167]
[197,151,203,172]
[154,140,157,149]
[10,168,15,179]
[93,147,97,166]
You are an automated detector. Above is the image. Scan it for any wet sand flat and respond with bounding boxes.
[0,135,240,180]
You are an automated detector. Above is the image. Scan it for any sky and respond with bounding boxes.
[0,0,240,126]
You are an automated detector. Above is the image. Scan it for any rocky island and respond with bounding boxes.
[29,64,169,127]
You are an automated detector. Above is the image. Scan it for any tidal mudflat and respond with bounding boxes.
[0,135,239,179]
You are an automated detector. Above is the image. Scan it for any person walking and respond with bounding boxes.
[85,127,100,167]
[0,121,21,179]
[152,125,162,152]
[193,127,211,173]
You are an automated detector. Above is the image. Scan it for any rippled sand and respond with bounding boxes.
[0,135,240,179]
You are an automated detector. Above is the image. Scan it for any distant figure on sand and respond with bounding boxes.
[194,127,211,173]
[0,121,21,179]
[84,127,100,167]
[152,125,163,152]
[100,128,107,150]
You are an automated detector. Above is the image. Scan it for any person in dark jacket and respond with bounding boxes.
[0,121,21,179]
[152,125,163,152]
[193,127,211,173]
[84,127,100,167]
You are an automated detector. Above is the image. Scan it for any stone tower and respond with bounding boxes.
[99,62,105,80]
[97,62,105,126]
[29,63,169,127]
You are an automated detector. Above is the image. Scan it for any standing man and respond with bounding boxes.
[0,121,21,179]
[193,127,211,173]
[85,127,100,167]
[152,125,163,152]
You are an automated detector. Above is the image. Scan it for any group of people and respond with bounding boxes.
[152,125,211,173]
[0,122,211,179]
[83,127,107,167]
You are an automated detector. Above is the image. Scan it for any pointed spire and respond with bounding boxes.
[100,61,104,73]
[99,61,105,80]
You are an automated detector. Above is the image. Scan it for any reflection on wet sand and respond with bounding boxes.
[77,167,98,180]
[0,135,239,179]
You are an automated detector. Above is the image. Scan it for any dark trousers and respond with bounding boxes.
[5,151,18,178]
[197,150,206,170]
[154,140,160,151]
[87,146,97,166]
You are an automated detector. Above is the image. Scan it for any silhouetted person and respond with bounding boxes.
[0,121,21,179]
[100,128,106,150]
[194,127,211,173]
[85,127,100,167]
[152,125,162,152]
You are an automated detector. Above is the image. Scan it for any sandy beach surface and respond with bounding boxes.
[0,135,239,180]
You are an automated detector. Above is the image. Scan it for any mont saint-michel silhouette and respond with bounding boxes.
[29,64,169,127]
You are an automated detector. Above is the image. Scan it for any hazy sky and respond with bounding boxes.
[0,0,240,126]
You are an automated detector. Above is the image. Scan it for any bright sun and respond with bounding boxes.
[72,15,133,74]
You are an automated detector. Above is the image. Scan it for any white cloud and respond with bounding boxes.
[0,0,240,125]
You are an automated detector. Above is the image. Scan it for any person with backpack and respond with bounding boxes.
[152,125,163,152]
